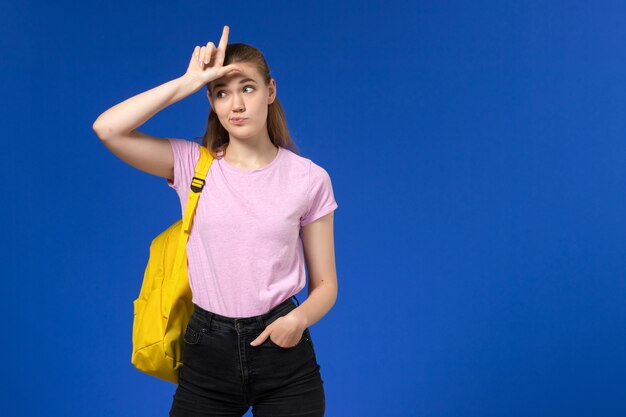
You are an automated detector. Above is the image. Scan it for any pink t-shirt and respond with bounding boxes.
[166,138,338,318]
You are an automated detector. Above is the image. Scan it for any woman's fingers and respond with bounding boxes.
[196,25,228,67]
[198,46,205,65]
[204,42,216,65]
[187,26,230,81]
[214,25,229,66]
[217,25,229,52]
[193,46,200,64]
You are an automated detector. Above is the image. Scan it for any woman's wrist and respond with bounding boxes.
[179,73,206,94]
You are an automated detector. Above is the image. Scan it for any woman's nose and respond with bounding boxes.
[232,94,245,111]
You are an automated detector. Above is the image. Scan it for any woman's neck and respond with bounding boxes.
[223,138,278,171]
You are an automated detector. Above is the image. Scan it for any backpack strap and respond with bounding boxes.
[175,145,213,267]
[182,145,213,234]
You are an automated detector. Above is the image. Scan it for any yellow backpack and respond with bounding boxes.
[131,145,213,384]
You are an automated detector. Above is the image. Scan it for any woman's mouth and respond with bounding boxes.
[230,118,247,125]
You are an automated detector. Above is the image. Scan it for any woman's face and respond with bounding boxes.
[207,63,276,140]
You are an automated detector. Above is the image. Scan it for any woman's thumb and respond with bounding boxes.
[217,63,244,78]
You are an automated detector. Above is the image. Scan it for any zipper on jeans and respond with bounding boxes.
[234,320,246,384]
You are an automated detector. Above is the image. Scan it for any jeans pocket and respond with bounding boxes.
[265,328,309,349]
[304,328,314,350]
[183,325,201,345]
[305,329,317,357]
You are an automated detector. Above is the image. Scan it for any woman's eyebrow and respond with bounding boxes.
[213,78,258,88]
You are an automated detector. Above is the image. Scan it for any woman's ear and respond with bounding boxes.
[268,78,277,105]
[206,90,215,112]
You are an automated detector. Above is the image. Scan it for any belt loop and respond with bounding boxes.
[207,311,214,333]
[259,309,271,327]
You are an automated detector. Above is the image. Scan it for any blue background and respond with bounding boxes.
[3,0,626,416]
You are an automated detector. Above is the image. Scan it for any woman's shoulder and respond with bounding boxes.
[281,146,330,166]
[280,146,312,170]
[282,147,333,176]
[170,137,201,153]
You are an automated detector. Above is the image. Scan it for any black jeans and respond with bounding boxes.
[169,296,325,417]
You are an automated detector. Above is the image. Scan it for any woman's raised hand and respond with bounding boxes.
[184,25,243,87]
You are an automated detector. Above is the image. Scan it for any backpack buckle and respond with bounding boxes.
[190,176,205,193]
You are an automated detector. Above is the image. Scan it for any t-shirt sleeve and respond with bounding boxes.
[166,138,200,191]
[300,162,338,227]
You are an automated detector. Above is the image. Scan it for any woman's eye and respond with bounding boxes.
[216,86,255,98]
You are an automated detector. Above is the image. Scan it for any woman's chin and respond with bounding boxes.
[226,127,262,139]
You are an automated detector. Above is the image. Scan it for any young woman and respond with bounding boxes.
[93,26,338,417]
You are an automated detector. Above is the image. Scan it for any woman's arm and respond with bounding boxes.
[290,211,338,328]
[92,74,203,139]
[92,26,240,179]
[93,26,236,139]
[249,212,337,348]
[92,75,202,179]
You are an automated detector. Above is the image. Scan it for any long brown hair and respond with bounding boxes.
[199,43,301,158]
